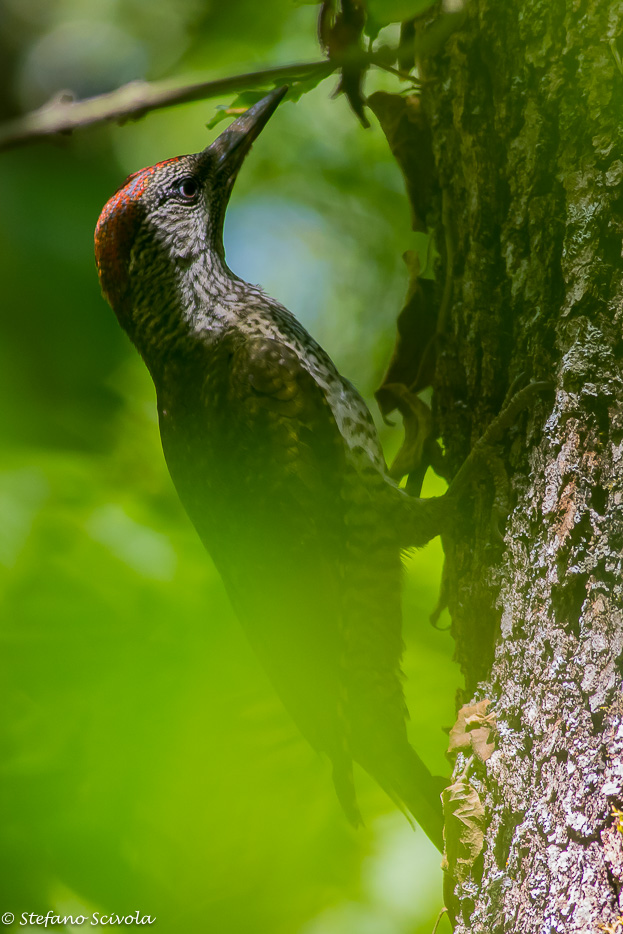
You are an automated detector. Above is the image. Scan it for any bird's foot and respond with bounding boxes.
[396,380,553,548]
[443,380,553,539]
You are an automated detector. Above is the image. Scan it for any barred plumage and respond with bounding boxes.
[95,87,450,850]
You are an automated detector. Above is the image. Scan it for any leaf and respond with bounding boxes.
[447,700,497,763]
[206,67,333,130]
[375,250,438,417]
[321,0,370,127]
[383,385,433,481]
[287,67,333,102]
[370,93,442,470]
[367,91,437,233]
[375,251,443,493]
[442,779,486,883]
[207,91,272,130]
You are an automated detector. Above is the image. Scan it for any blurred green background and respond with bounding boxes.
[0,0,459,931]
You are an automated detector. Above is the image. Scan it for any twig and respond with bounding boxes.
[374,61,421,83]
[0,60,334,152]
[431,906,449,934]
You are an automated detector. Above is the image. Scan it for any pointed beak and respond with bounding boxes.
[204,86,288,179]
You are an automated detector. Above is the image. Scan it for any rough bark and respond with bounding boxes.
[421,0,623,930]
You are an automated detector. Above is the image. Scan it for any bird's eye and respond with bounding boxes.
[177,177,199,201]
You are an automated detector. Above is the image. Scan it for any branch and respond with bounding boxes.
[0,60,335,152]
[0,10,465,152]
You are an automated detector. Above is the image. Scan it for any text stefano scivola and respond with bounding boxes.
[14,911,155,926]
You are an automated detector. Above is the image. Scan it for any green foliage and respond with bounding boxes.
[367,0,437,26]
[0,2,458,932]
[207,91,273,130]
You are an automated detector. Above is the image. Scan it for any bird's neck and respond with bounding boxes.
[126,246,258,380]
[178,250,255,331]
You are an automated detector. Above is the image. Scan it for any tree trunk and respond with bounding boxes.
[421,0,623,930]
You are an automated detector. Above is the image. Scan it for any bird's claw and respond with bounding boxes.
[445,380,552,544]
[395,380,552,550]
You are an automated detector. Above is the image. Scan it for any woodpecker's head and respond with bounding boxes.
[94,86,287,326]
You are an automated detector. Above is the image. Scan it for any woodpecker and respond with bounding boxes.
[95,86,462,851]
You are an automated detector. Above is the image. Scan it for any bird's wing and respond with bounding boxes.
[222,335,443,842]
[161,330,443,840]
[197,333,354,763]
[226,333,349,516]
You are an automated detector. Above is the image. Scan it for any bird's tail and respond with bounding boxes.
[331,740,445,851]
[382,743,446,852]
